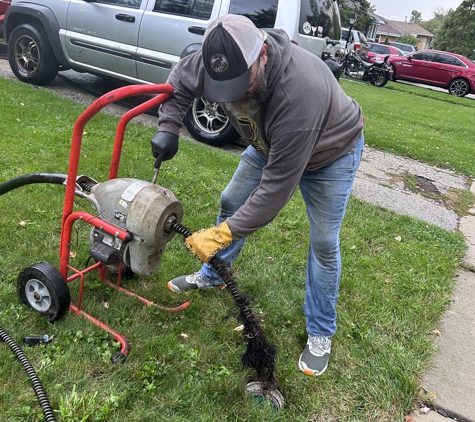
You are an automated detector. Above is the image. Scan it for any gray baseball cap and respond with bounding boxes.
[202,14,267,103]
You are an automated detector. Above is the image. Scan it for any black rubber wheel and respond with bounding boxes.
[17,262,70,323]
[370,70,389,87]
[183,97,241,147]
[7,24,59,86]
[448,78,470,97]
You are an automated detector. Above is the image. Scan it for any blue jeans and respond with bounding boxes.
[200,136,364,338]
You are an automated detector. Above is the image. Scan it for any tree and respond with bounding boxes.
[409,10,422,23]
[420,8,448,37]
[434,0,475,58]
[338,0,372,31]
[399,33,419,46]
[433,7,450,19]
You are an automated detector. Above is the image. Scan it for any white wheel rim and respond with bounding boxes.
[25,278,51,311]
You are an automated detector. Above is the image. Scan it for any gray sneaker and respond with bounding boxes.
[167,272,226,292]
[298,335,331,377]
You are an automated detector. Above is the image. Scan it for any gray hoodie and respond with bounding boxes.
[158,29,364,240]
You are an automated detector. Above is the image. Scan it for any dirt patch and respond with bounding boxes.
[411,175,441,195]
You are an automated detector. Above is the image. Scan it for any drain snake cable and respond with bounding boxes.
[171,221,280,394]
[0,328,57,421]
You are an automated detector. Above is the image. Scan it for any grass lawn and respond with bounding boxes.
[344,79,475,178]
[0,76,471,421]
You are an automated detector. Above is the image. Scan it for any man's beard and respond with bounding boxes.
[225,66,268,118]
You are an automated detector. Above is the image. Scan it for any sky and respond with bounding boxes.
[369,0,462,21]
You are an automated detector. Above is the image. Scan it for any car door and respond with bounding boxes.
[397,51,435,81]
[136,0,221,83]
[63,0,145,81]
[429,53,465,86]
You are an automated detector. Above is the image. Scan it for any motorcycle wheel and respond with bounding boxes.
[370,71,389,88]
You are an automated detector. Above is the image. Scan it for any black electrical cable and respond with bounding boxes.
[0,173,67,196]
[0,328,57,422]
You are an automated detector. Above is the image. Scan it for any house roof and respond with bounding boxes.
[368,10,386,25]
[377,20,434,38]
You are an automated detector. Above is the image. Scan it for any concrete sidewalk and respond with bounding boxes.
[353,146,475,422]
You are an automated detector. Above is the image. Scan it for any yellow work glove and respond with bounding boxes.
[184,221,233,263]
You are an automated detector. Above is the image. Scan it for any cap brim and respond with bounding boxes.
[203,67,252,103]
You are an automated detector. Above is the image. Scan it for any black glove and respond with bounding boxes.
[150,131,179,169]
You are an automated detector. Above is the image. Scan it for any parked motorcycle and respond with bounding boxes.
[339,50,391,87]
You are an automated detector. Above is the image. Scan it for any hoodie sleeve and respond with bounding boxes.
[157,51,206,134]
[225,124,323,240]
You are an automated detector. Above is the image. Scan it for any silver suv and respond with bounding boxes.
[5,0,341,146]
[340,27,369,57]
[389,41,417,54]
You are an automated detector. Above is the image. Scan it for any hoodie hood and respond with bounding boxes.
[262,29,292,95]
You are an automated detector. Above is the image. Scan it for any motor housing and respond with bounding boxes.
[88,178,183,275]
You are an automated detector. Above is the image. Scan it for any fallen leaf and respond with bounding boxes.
[180,333,188,339]
[234,325,244,332]
[69,251,77,258]
[420,406,430,414]
[432,329,441,336]
[19,220,28,227]
[395,236,402,242]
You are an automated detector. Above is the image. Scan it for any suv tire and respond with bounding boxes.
[183,97,241,147]
[8,24,59,86]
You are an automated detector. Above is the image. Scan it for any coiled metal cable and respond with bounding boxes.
[0,328,56,421]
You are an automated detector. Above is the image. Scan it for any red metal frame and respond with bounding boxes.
[58,84,189,361]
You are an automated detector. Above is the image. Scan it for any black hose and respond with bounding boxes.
[0,173,67,196]
[0,328,57,422]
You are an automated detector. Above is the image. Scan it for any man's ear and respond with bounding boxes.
[261,43,269,66]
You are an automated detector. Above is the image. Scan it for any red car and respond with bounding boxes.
[388,49,475,97]
[367,42,405,63]
[0,0,12,37]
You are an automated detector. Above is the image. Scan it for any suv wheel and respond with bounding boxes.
[183,97,240,147]
[8,24,59,86]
